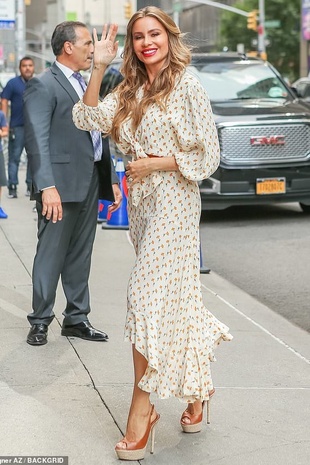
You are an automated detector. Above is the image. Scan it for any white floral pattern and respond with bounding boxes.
[73,71,232,403]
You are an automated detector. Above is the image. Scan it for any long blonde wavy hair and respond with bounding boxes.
[110,6,192,143]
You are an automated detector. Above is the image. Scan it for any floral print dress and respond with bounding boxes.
[73,70,232,403]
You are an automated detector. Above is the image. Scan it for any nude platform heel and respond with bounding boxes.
[115,404,160,460]
[180,389,215,433]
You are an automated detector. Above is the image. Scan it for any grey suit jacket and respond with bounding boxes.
[23,62,118,203]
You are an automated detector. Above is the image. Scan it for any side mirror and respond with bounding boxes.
[290,86,301,98]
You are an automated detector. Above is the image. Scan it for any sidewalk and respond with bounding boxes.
[0,176,309,465]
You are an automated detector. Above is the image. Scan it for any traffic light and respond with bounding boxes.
[247,10,258,31]
[124,2,132,19]
[259,51,267,61]
[247,51,258,57]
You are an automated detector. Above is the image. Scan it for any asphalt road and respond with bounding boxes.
[200,202,310,333]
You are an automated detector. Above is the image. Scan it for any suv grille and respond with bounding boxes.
[218,123,310,165]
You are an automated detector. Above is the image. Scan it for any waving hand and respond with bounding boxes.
[93,24,119,68]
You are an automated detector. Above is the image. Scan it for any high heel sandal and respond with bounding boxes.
[115,404,160,461]
[180,389,215,433]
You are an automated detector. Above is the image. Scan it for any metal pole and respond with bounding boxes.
[41,23,46,72]
[15,0,26,73]
[82,0,85,22]
[187,0,248,17]
[258,0,266,57]
[173,11,179,26]
[57,0,66,23]
[300,0,309,76]
[173,0,180,26]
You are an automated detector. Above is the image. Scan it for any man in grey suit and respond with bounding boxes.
[23,21,122,346]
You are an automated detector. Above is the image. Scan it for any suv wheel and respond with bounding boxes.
[300,203,310,213]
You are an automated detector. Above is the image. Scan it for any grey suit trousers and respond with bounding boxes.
[28,164,99,326]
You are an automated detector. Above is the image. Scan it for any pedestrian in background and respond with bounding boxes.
[1,56,35,198]
[23,21,122,346]
[0,109,8,218]
[73,6,232,461]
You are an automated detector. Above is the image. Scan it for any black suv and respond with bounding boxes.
[190,53,310,212]
[103,54,310,212]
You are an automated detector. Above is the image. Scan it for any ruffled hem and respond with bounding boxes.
[124,314,232,404]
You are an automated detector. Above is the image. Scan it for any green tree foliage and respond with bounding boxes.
[220,0,300,81]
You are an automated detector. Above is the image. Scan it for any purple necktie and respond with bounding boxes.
[72,72,102,161]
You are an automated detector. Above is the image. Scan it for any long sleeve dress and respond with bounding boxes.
[73,70,232,403]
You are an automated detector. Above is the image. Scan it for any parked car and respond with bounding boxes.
[100,62,123,99]
[103,54,310,213]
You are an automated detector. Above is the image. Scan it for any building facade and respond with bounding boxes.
[1,0,240,74]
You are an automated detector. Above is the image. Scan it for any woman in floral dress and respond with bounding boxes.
[73,6,232,460]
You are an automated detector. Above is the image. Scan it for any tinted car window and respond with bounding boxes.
[100,64,123,99]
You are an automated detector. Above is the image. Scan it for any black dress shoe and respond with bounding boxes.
[27,324,48,346]
[61,321,108,341]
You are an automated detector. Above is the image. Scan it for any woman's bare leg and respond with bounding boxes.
[116,344,157,447]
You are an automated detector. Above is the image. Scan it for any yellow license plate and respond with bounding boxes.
[256,177,286,195]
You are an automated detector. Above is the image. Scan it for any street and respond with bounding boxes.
[200,202,310,332]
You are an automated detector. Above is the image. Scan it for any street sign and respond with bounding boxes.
[0,0,15,29]
[264,20,281,28]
